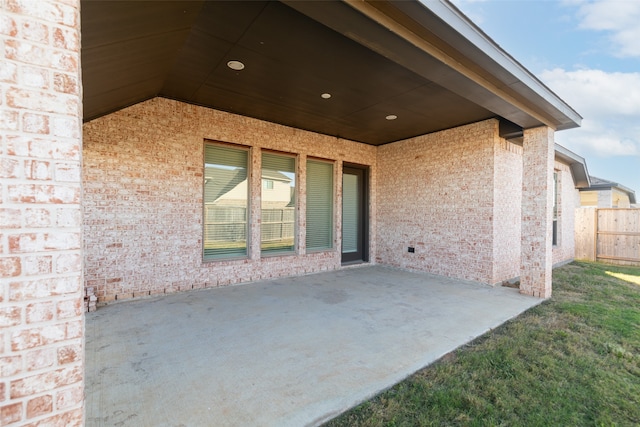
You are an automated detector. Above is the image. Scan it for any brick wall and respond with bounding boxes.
[492,139,523,283]
[377,120,576,287]
[1,0,84,425]
[376,119,498,284]
[85,104,577,303]
[83,98,376,304]
[492,147,580,279]
[552,161,578,266]
[520,126,555,298]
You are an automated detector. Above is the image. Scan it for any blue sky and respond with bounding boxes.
[450,0,640,195]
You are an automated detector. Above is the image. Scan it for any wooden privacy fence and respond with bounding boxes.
[204,205,295,243]
[575,208,640,265]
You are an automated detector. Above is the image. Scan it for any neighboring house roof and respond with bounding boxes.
[204,168,246,202]
[554,144,590,189]
[204,169,292,203]
[581,176,637,204]
[81,0,581,145]
[262,170,292,183]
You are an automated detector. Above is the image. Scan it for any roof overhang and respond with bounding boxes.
[555,144,590,189]
[81,0,581,145]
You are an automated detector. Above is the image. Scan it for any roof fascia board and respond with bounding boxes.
[355,0,582,130]
[409,0,582,129]
[554,143,590,189]
[629,192,637,205]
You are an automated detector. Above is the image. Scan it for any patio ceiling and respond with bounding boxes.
[81,0,581,145]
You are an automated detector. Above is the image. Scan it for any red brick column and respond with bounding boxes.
[1,0,84,425]
[520,126,554,298]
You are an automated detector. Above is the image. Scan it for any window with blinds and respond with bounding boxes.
[203,144,248,260]
[261,152,296,255]
[306,160,333,251]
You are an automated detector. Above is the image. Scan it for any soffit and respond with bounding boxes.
[81,0,580,145]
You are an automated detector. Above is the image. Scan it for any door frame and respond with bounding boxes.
[341,164,369,264]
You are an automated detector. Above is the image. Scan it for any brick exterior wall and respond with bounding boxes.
[376,119,498,283]
[377,119,575,287]
[521,126,555,298]
[83,98,376,304]
[1,0,84,425]
[85,104,577,303]
[492,138,524,283]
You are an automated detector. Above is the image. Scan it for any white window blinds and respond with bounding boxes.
[306,160,333,251]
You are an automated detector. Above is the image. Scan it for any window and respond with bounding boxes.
[553,171,558,246]
[203,144,248,260]
[261,152,296,255]
[306,160,334,251]
[263,180,274,190]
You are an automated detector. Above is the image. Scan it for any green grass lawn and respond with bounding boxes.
[325,261,640,427]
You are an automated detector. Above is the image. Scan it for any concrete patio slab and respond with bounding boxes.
[85,266,541,426]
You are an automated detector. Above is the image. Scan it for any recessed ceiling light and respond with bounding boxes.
[227,60,245,71]
[321,93,332,99]
[386,114,398,121]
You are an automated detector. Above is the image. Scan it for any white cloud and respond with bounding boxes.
[542,68,640,117]
[540,68,640,157]
[572,0,640,57]
[563,119,640,157]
